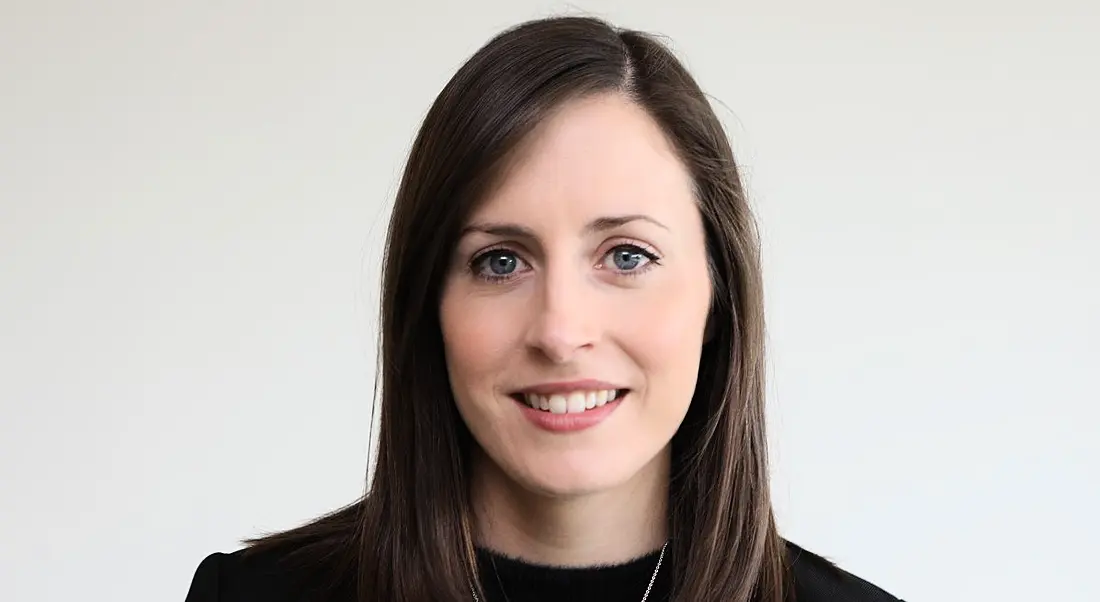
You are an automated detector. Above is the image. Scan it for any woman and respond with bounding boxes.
[185,16,903,602]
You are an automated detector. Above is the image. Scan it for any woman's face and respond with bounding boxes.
[440,94,712,497]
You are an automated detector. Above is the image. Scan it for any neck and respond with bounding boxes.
[469,445,669,567]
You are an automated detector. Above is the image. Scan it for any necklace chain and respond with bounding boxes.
[470,541,668,602]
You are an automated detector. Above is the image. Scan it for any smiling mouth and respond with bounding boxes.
[510,389,627,414]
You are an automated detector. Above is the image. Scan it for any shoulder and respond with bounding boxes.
[786,541,904,602]
[184,546,355,602]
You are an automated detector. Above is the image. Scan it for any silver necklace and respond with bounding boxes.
[471,541,668,602]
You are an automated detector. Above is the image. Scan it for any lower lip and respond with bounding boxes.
[514,394,625,433]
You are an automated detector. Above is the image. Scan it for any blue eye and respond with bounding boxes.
[471,249,528,281]
[603,244,658,273]
[611,248,644,270]
[483,251,517,275]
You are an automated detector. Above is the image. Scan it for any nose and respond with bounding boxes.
[524,268,597,364]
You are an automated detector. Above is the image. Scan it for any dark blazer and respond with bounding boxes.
[184,541,903,601]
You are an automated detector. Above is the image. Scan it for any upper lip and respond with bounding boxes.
[513,379,625,395]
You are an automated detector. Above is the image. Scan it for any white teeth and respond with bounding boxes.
[547,394,567,414]
[522,389,622,413]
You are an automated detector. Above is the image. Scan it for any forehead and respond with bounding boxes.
[471,94,696,222]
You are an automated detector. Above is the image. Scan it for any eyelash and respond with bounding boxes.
[468,242,662,284]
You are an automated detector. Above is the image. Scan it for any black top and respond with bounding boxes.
[184,541,903,601]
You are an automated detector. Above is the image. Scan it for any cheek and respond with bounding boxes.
[617,268,711,397]
[439,289,519,392]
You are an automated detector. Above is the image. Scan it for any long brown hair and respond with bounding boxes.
[248,15,788,602]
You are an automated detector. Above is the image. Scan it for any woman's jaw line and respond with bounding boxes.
[468,443,671,567]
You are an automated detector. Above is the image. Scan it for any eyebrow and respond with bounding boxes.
[460,214,669,239]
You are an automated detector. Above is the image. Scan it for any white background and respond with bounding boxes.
[2,1,1097,601]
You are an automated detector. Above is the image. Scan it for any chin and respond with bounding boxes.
[512,451,649,498]
[524,473,615,498]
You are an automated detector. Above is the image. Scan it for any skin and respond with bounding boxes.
[439,93,712,567]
